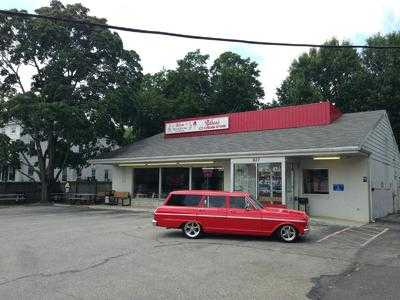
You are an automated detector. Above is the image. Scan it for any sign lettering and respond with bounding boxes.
[165,116,229,135]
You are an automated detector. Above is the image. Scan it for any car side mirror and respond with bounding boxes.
[245,203,252,210]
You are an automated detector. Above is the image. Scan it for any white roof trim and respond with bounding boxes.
[90,146,362,165]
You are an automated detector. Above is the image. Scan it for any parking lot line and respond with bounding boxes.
[346,228,378,237]
[327,235,368,246]
[356,225,383,231]
[361,228,389,247]
[316,227,351,243]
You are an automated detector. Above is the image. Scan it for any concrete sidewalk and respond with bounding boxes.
[377,213,400,224]
[310,216,367,227]
[54,203,157,213]
[54,197,164,213]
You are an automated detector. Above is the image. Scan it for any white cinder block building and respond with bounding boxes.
[0,123,112,183]
[92,102,400,222]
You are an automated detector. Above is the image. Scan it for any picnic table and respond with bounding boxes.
[0,194,26,204]
[67,193,97,205]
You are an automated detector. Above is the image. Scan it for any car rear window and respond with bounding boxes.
[166,194,202,207]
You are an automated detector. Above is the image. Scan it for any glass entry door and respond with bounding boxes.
[233,161,283,204]
[257,163,282,204]
[233,164,257,198]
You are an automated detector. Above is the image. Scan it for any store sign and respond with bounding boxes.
[165,116,229,135]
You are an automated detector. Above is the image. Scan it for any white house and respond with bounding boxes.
[0,122,112,183]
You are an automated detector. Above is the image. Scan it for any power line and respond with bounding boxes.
[1,9,400,50]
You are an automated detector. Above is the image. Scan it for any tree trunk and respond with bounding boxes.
[40,181,49,203]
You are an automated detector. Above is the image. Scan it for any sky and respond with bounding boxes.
[2,0,400,103]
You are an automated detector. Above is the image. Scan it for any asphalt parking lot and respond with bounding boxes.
[0,205,398,300]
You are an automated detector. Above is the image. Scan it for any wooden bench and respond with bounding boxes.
[67,193,97,205]
[0,194,26,204]
[51,193,66,203]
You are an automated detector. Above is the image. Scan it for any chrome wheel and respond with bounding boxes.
[183,222,201,239]
[279,225,297,242]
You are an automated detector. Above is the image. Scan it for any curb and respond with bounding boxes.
[53,203,155,213]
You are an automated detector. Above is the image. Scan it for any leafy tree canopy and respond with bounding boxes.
[276,35,400,142]
[0,0,142,200]
[136,50,264,138]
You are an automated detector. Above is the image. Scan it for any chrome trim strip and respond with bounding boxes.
[155,212,305,223]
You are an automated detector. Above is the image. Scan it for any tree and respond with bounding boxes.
[361,32,400,142]
[0,134,22,179]
[209,51,264,114]
[134,50,265,137]
[163,50,211,118]
[135,72,172,138]
[277,39,366,112]
[276,35,400,142]
[0,1,142,201]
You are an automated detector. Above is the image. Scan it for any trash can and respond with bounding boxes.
[297,197,309,214]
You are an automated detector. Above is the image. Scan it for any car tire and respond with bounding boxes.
[278,224,298,242]
[182,221,202,239]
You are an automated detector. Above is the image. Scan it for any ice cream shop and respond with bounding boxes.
[92,101,400,222]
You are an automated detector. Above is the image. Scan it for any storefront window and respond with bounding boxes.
[162,168,189,197]
[192,167,224,190]
[134,168,159,196]
[303,169,329,194]
[233,164,257,198]
[258,163,282,204]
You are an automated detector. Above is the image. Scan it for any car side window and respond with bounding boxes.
[230,196,247,209]
[206,196,226,208]
[167,194,202,207]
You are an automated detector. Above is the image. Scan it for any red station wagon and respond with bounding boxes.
[153,190,310,242]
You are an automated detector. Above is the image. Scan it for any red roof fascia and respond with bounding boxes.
[164,101,342,138]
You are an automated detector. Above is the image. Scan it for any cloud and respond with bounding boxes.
[2,0,400,102]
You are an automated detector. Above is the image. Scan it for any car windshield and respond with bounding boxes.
[246,195,263,209]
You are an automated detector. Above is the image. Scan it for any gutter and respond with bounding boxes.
[89,146,361,165]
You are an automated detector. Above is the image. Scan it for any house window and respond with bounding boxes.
[0,167,8,182]
[104,169,109,182]
[303,169,329,194]
[62,168,68,181]
[8,167,15,182]
[91,168,96,179]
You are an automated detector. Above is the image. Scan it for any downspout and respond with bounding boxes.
[367,156,373,222]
